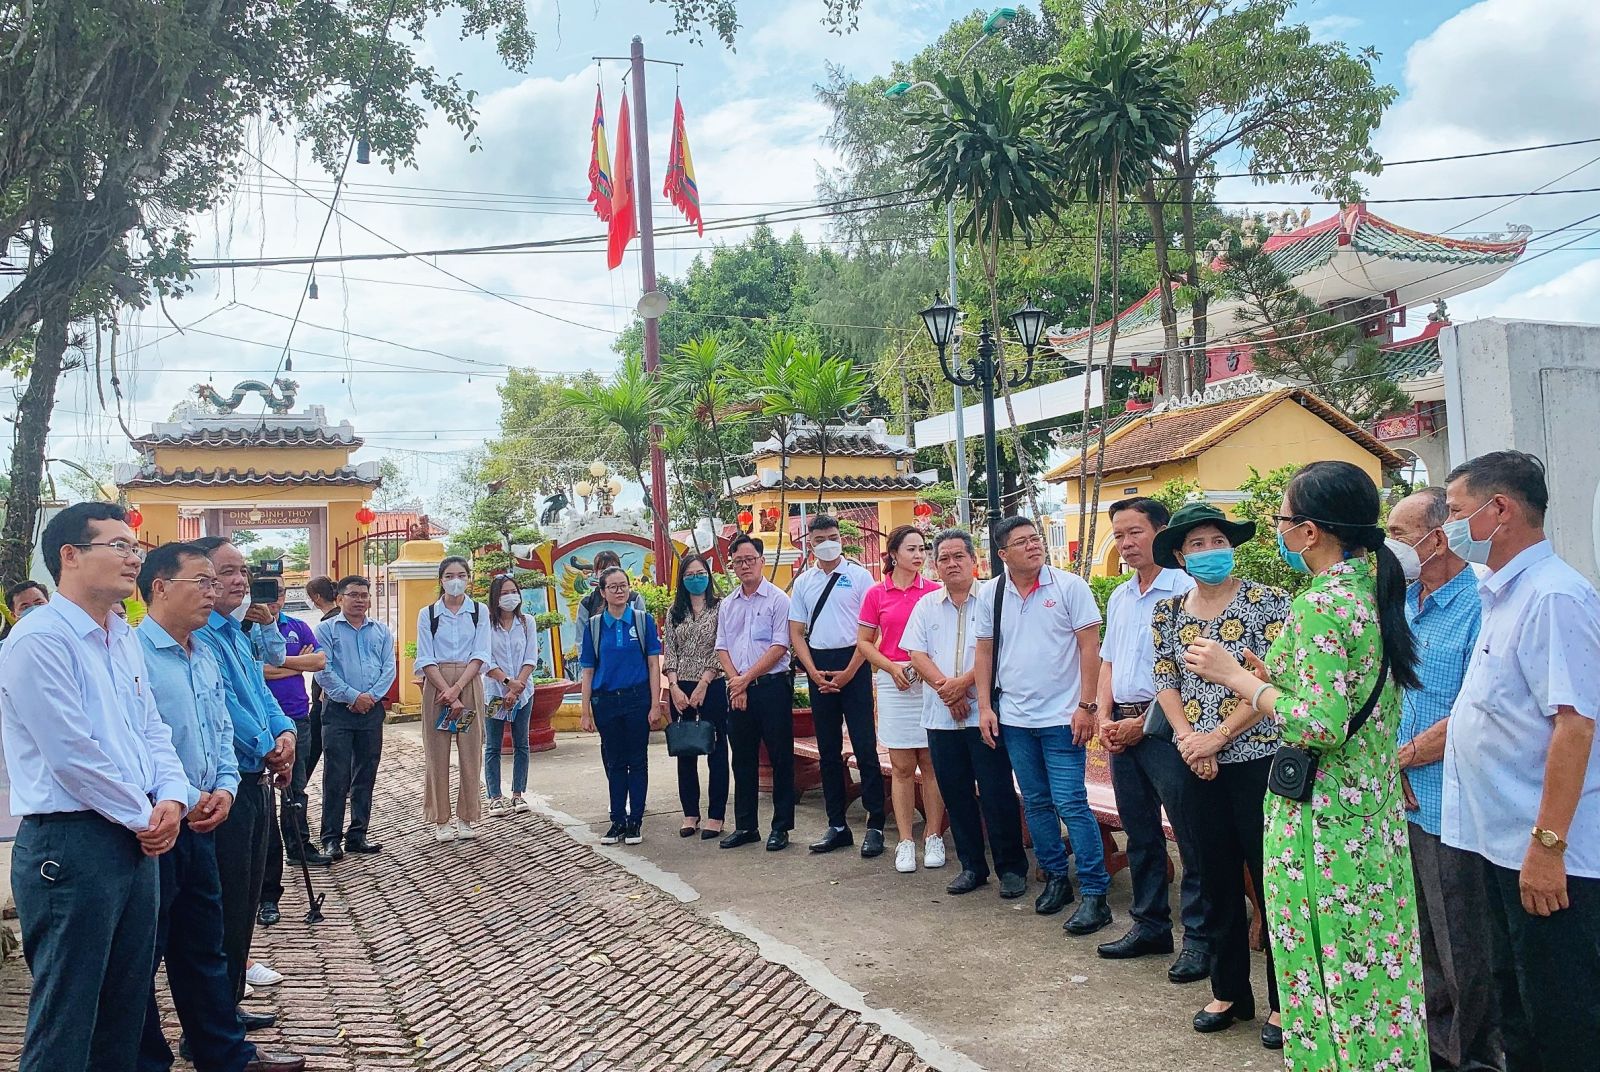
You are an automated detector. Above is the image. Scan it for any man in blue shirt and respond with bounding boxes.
[0,502,191,1072]
[313,575,396,859]
[579,566,663,845]
[136,543,303,1072]
[1387,488,1499,1072]
[191,536,296,1031]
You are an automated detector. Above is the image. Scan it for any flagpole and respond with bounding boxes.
[630,36,672,585]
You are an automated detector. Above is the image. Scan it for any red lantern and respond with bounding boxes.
[737,508,754,528]
[355,505,376,526]
[125,507,144,530]
[762,507,781,525]
[913,502,934,518]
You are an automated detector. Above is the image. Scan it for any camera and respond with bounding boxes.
[1267,745,1317,802]
[249,557,283,605]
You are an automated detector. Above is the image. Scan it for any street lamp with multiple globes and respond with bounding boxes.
[918,294,1047,572]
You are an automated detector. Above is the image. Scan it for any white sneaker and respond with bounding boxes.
[434,824,457,842]
[895,839,917,873]
[487,797,509,817]
[924,834,947,869]
[245,962,283,987]
[456,820,478,840]
[512,796,531,813]
[244,983,256,998]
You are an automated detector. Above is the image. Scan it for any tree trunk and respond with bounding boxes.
[1075,193,1107,576]
[1140,180,1183,396]
[1178,170,1208,394]
[0,295,71,583]
[815,420,830,511]
[767,420,790,582]
[1083,164,1123,576]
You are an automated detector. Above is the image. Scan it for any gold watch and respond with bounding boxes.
[1531,827,1568,853]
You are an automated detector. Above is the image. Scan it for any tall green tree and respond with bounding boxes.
[661,337,751,524]
[484,368,622,518]
[786,349,870,509]
[742,334,805,580]
[565,354,662,518]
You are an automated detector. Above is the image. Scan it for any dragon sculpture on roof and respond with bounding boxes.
[193,377,299,414]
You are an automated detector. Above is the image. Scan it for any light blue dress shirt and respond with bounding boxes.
[1398,567,1480,837]
[137,617,241,800]
[195,610,295,773]
[413,598,491,670]
[248,617,287,667]
[0,597,192,830]
[314,613,397,705]
[1102,567,1195,705]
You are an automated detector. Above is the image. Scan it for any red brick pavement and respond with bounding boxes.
[0,737,936,1072]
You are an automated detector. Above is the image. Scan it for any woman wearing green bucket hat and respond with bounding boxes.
[1150,502,1291,1048]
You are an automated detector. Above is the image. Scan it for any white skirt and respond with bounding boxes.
[875,669,928,749]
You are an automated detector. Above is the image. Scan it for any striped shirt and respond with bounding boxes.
[1399,567,1481,837]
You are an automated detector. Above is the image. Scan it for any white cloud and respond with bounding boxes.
[1465,256,1600,325]
[1307,14,1362,42]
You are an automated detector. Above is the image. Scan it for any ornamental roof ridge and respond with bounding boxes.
[749,417,916,459]
[1148,372,1289,414]
[140,404,359,447]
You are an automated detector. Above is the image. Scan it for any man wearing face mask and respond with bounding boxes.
[1385,487,1500,1072]
[1441,452,1600,1072]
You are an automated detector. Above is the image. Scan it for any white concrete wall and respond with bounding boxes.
[1442,318,1600,585]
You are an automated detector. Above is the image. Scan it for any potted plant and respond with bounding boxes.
[1125,375,1158,413]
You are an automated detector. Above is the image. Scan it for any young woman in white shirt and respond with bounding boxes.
[483,574,537,816]
[415,556,491,841]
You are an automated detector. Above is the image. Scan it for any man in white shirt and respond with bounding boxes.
[0,502,191,1072]
[1441,451,1600,1070]
[975,516,1112,936]
[903,529,1026,898]
[788,514,886,858]
[1092,498,1211,984]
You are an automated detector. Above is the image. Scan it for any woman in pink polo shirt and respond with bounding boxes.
[857,525,948,873]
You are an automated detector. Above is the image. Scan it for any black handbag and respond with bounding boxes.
[1267,651,1389,802]
[665,713,716,757]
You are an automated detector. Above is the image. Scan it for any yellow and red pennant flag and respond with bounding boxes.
[586,87,613,223]
[607,90,638,270]
[662,94,704,236]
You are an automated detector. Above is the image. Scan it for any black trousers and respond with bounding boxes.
[1110,731,1211,953]
[1482,856,1600,1072]
[926,726,1027,881]
[305,688,324,781]
[729,673,794,834]
[138,826,254,1072]
[1186,755,1277,1011]
[674,678,730,822]
[214,776,271,1006]
[321,700,385,844]
[11,812,158,1072]
[807,646,884,830]
[262,716,314,904]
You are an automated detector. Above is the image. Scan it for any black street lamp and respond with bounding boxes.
[920,293,1046,572]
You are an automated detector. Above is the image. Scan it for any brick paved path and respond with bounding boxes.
[1,737,937,1072]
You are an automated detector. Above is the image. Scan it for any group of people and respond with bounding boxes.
[577,452,1597,1072]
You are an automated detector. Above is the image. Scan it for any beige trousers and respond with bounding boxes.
[422,663,484,825]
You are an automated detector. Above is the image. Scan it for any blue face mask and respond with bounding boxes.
[1183,547,1236,584]
[1276,529,1311,575]
[683,574,710,595]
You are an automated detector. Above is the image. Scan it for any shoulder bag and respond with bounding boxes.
[988,576,1006,706]
[1266,650,1390,802]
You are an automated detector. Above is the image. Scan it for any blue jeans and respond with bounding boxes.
[1003,723,1109,894]
[483,700,532,798]
[593,684,651,825]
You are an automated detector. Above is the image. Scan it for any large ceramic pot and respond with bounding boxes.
[502,680,571,754]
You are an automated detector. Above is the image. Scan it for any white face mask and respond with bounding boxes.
[811,539,843,563]
[1388,529,1444,583]
[498,593,522,611]
[442,577,468,598]
[229,600,250,622]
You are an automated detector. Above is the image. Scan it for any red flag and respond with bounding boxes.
[607,90,638,270]
[586,87,613,223]
[662,95,703,236]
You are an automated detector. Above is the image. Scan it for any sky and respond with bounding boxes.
[8,0,1600,517]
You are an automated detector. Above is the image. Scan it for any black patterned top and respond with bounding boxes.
[661,604,724,682]
[1151,579,1291,764]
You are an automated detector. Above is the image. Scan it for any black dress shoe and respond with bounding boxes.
[720,829,760,849]
[257,901,280,927]
[998,872,1028,899]
[345,835,382,854]
[1192,1002,1255,1033]
[1261,1020,1284,1050]
[1034,874,1074,915]
[679,822,699,838]
[809,826,854,853]
[945,870,988,895]
[238,1007,277,1031]
[322,838,344,861]
[765,829,789,852]
[1096,926,1173,959]
[1064,894,1113,936]
[700,826,723,841]
[245,1052,307,1071]
[860,828,886,858]
[292,845,332,867]
[1168,948,1211,984]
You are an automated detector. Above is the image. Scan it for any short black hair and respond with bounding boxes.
[1446,451,1549,523]
[993,515,1035,551]
[191,535,230,556]
[305,575,336,603]
[42,501,128,582]
[137,541,209,601]
[807,513,840,534]
[5,580,48,611]
[931,529,975,559]
[1108,497,1170,528]
[335,574,370,596]
[728,533,764,557]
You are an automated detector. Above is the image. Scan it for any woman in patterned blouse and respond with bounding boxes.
[660,552,729,839]
[1151,503,1291,1049]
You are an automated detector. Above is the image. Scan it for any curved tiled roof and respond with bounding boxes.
[118,466,380,489]
[730,473,933,495]
[134,426,362,449]
[751,425,916,460]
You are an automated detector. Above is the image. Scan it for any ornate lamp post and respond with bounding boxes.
[919,294,1047,572]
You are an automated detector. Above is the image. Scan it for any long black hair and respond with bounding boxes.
[437,555,471,598]
[669,551,720,625]
[1285,460,1420,691]
[488,573,523,630]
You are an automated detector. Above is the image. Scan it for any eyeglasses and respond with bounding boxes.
[72,540,146,561]
[166,577,223,594]
[1004,535,1045,550]
[602,584,632,593]
[728,556,762,567]
[1270,514,1304,527]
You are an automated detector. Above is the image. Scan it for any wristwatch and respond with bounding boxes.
[1531,827,1568,853]
[1078,701,1099,714]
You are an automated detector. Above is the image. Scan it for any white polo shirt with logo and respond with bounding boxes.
[789,560,875,650]
[901,585,980,731]
[974,565,1102,729]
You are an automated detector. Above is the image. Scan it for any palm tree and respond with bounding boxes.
[664,336,749,521]
[787,348,870,511]
[564,352,662,517]
[742,333,805,580]
[1045,22,1190,574]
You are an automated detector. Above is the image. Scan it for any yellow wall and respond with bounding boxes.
[135,502,182,549]
[1194,398,1384,490]
[151,445,354,474]
[755,453,901,481]
[1057,461,1199,509]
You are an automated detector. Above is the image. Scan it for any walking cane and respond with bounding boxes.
[278,786,326,924]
